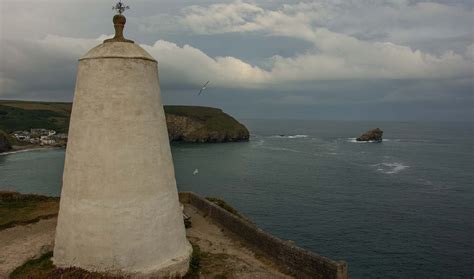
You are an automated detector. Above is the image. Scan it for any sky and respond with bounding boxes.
[0,0,473,121]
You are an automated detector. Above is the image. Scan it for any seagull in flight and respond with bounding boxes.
[198,81,210,95]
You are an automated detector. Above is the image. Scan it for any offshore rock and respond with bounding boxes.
[165,106,250,143]
[356,128,383,142]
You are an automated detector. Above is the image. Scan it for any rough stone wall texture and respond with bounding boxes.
[179,192,348,279]
[54,42,191,277]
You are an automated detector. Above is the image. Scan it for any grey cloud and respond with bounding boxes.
[1,0,472,121]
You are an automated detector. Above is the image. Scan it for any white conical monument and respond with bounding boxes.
[53,2,192,277]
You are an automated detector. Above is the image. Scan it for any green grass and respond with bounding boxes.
[0,103,70,133]
[11,245,207,279]
[9,251,127,279]
[9,251,55,279]
[0,192,59,230]
[183,244,204,279]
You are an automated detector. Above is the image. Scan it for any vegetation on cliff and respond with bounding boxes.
[0,192,59,230]
[0,101,249,143]
[0,130,12,153]
[0,101,71,133]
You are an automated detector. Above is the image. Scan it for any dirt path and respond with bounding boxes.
[184,204,292,279]
[0,207,291,279]
[0,218,57,278]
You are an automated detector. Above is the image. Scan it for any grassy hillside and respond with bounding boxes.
[0,101,71,133]
[0,101,249,142]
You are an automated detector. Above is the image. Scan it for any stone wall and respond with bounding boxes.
[179,192,348,279]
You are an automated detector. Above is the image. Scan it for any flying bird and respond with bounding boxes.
[198,81,210,95]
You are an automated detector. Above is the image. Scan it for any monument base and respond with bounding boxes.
[53,243,192,278]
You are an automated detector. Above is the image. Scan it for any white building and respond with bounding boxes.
[40,138,56,145]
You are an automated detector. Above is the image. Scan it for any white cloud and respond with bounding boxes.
[1,29,473,100]
[143,40,270,88]
[181,1,474,47]
[180,2,266,34]
[178,1,474,81]
[269,28,472,80]
[466,44,474,60]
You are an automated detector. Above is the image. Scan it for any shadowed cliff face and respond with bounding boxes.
[165,106,250,143]
[0,131,12,153]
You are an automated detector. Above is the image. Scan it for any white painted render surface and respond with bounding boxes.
[53,41,191,277]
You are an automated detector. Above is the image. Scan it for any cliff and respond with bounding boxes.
[0,130,12,153]
[0,101,249,143]
[165,106,249,143]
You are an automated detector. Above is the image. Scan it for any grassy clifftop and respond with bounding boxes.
[0,101,249,143]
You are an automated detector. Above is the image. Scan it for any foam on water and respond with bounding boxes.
[373,162,409,174]
[261,146,302,153]
[254,139,265,146]
[0,147,58,156]
[272,135,308,139]
[347,138,393,143]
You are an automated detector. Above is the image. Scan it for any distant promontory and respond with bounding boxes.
[165,106,249,143]
[0,101,249,145]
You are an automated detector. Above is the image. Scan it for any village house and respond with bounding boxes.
[40,136,56,146]
[11,129,66,146]
[12,131,30,141]
[54,133,68,140]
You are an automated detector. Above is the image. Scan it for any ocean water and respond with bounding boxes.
[1,120,473,278]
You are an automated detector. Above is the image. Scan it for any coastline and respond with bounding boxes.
[0,146,64,156]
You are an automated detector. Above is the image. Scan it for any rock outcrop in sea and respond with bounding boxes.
[356,128,383,142]
[0,130,12,153]
[165,106,250,143]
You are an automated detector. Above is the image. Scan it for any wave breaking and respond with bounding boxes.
[373,162,409,174]
[272,135,308,139]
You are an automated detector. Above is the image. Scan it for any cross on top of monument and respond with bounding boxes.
[113,1,129,15]
[104,1,134,43]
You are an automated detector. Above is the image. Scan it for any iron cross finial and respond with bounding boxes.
[113,1,129,15]
[104,1,134,43]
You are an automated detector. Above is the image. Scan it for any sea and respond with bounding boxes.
[1,120,473,279]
